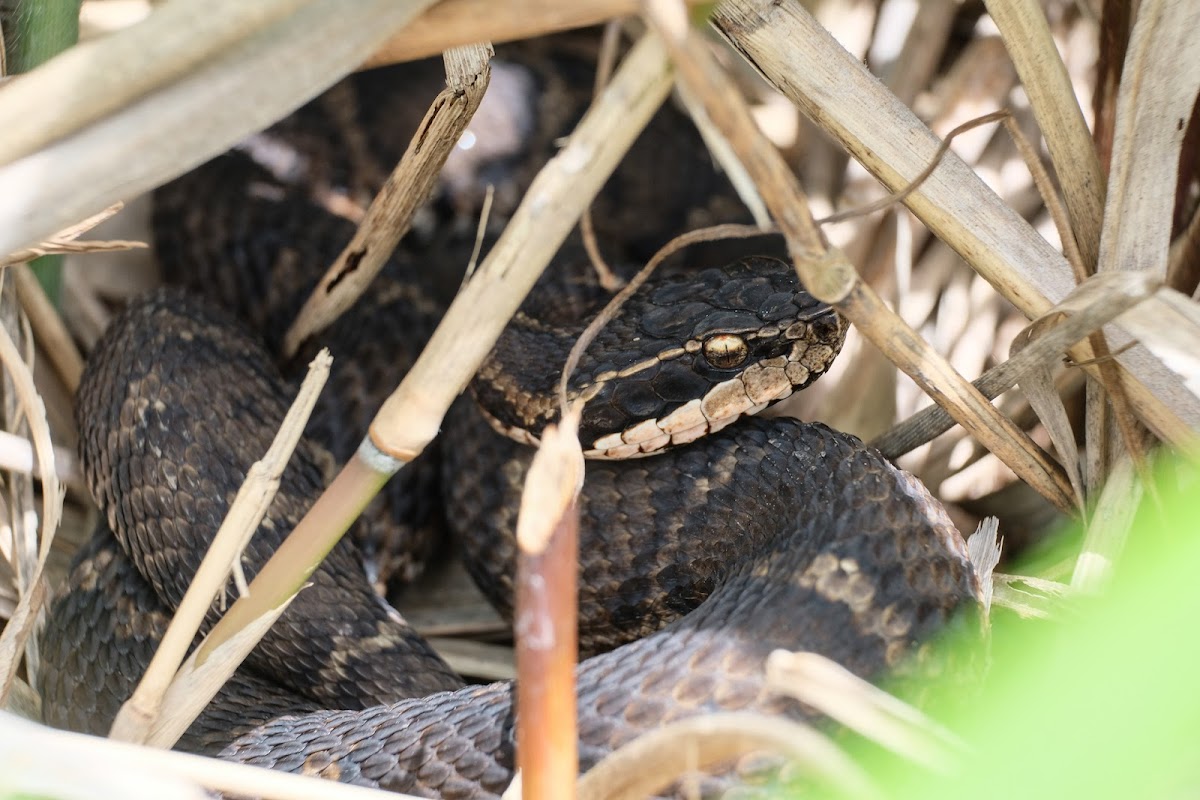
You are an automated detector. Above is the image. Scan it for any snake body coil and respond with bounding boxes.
[39,37,980,798]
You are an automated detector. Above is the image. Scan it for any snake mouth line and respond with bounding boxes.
[477,342,838,459]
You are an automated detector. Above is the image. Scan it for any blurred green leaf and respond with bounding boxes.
[27,255,62,305]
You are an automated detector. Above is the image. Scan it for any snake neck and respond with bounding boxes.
[446,402,977,660]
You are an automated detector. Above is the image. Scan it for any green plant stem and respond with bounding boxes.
[2,0,80,302]
[2,0,80,73]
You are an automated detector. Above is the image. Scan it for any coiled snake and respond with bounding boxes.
[38,35,980,799]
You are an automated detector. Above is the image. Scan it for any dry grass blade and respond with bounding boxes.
[966,519,1003,619]
[0,710,427,800]
[108,350,332,748]
[0,201,145,269]
[576,711,881,800]
[0,237,146,266]
[282,43,494,357]
[1086,0,1200,487]
[765,651,966,772]
[644,0,1074,512]
[515,407,584,800]
[872,271,1160,458]
[1072,451,1145,593]
[711,0,1200,447]
[0,299,63,706]
[983,0,1106,269]
[1111,285,1200,400]
[996,105,1152,501]
[151,604,298,752]
[0,0,440,256]
[990,573,1071,619]
[364,0,705,66]
[1097,0,1200,277]
[1014,348,1085,510]
[192,31,674,666]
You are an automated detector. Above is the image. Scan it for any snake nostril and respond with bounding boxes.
[702,334,749,369]
[811,313,845,344]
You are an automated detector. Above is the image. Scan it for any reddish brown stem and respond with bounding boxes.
[516,499,579,799]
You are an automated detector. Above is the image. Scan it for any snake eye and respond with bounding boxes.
[702,334,749,369]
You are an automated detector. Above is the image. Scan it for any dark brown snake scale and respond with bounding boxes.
[38,34,981,799]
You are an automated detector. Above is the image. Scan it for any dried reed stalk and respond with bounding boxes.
[1,709,426,800]
[0,0,440,256]
[0,0,310,165]
[363,0,705,66]
[765,651,965,772]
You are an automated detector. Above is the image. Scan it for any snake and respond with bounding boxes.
[36,33,981,799]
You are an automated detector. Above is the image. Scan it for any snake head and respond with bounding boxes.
[574,256,848,458]
[475,255,847,458]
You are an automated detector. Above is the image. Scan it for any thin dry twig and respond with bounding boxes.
[579,19,624,292]
[819,110,1011,226]
[559,221,771,414]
